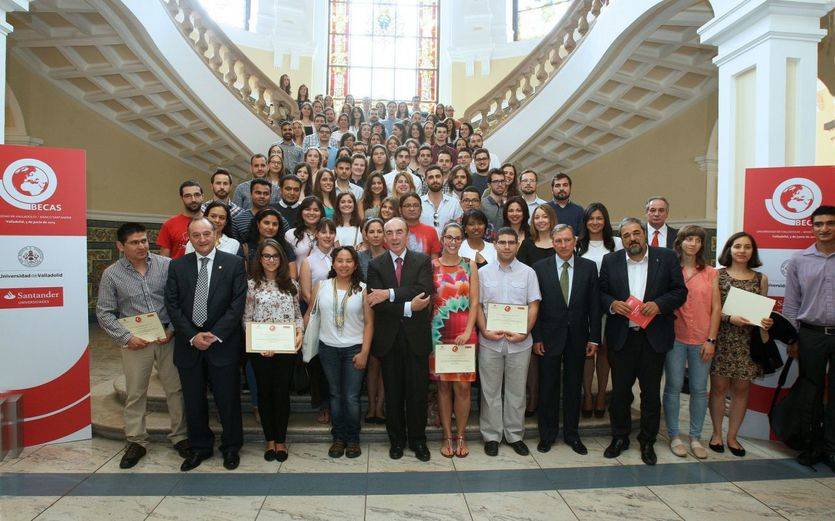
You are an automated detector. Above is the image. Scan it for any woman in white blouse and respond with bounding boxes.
[243,239,304,463]
[459,209,497,267]
[185,201,241,256]
[285,196,324,270]
[334,192,363,249]
[307,246,372,458]
[576,202,622,418]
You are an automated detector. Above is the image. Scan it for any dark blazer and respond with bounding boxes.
[531,254,601,356]
[598,247,687,353]
[366,249,434,357]
[646,225,678,249]
[165,250,247,368]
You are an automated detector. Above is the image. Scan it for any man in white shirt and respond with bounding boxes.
[333,156,363,200]
[420,165,463,237]
[519,169,547,215]
[645,196,678,249]
[384,145,424,194]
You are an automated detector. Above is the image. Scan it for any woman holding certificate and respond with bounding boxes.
[311,246,373,458]
[708,232,773,458]
[430,222,479,458]
[243,239,304,463]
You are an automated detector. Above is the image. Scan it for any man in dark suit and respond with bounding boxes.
[366,217,434,461]
[532,224,601,455]
[645,196,678,249]
[165,217,247,471]
[599,217,687,465]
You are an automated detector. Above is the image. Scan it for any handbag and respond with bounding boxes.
[302,280,323,362]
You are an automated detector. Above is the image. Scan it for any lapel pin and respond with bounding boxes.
[218,265,223,270]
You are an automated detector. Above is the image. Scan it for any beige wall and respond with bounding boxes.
[451,56,525,113]
[564,93,718,223]
[238,45,314,97]
[7,56,207,217]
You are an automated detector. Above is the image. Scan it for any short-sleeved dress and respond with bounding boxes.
[429,258,477,382]
[711,269,763,381]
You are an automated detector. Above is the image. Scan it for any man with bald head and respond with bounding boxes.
[366,217,435,461]
[165,217,247,472]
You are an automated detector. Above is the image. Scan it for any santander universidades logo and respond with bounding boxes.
[764,177,822,226]
[0,158,61,211]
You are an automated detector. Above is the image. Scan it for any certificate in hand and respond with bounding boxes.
[625,296,654,329]
[246,322,296,353]
[722,286,775,326]
[435,344,476,374]
[486,303,529,335]
[118,312,167,342]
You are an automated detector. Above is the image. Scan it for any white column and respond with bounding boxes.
[699,0,835,247]
[0,0,30,144]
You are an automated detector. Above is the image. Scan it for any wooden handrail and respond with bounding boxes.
[160,0,299,131]
[462,0,611,138]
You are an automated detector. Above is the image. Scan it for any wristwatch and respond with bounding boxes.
[706,338,716,345]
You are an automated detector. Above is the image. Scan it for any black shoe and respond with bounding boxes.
[821,453,835,473]
[173,440,190,459]
[180,450,212,472]
[728,443,746,457]
[484,441,499,456]
[640,443,657,466]
[537,440,552,453]
[119,442,146,469]
[264,449,276,462]
[604,438,629,458]
[412,443,431,462]
[709,442,725,453]
[223,451,240,470]
[581,407,593,419]
[524,409,536,418]
[329,441,346,458]
[594,409,606,419]
[566,439,588,455]
[275,449,288,462]
[509,440,529,456]
[389,444,404,460]
[796,449,822,467]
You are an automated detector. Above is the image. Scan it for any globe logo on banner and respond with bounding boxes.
[764,177,822,226]
[0,158,59,210]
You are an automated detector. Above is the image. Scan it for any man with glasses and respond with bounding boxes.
[307,124,338,169]
[302,114,330,149]
[399,192,441,259]
[477,227,541,457]
[470,148,492,195]
[519,169,547,215]
[420,165,462,238]
[460,186,495,242]
[482,169,507,232]
[273,120,303,173]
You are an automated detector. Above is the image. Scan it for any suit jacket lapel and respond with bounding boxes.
[567,254,581,307]
[614,249,630,298]
[381,252,397,287]
[183,253,198,302]
[207,253,224,302]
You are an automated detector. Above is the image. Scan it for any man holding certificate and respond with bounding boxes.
[477,227,541,457]
[531,224,601,455]
[599,217,687,466]
[165,217,247,471]
[96,223,188,469]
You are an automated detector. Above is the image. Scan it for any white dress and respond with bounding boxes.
[459,239,497,265]
[336,225,362,248]
[581,237,623,273]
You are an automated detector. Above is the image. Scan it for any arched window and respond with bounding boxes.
[198,0,253,31]
[327,0,440,107]
[513,0,571,41]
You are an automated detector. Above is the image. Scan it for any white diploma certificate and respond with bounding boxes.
[486,303,529,335]
[722,286,775,326]
[434,344,476,374]
[246,322,296,353]
[118,312,167,342]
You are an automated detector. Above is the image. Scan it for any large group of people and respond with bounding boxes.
[96,92,835,474]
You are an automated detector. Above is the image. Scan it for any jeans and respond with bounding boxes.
[319,342,365,443]
[663,340,710,438]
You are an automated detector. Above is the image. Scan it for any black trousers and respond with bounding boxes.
[797,326,835,454]
[178,354,243,454]
[380,330,429,447]
[537,346,586,443]
[250,353,295,443]
[608,330,665,444]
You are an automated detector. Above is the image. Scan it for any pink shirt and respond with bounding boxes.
[674,266,717,345]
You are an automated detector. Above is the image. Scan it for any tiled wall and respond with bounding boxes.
[87,219,161,320]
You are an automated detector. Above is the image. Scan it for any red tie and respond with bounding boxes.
[651,230,660,247]
[395,257,403,286]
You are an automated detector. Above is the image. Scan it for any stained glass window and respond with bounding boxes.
[198,0,253,31]
[327,0,439,108]
[513,0,571,41]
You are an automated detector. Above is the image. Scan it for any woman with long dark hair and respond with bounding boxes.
[312,168,337,219]
[350,153,369,187]
[362,172,387,219]
[502,196,530,240]
[350,106,365,130]
[293,163,313,198]
[245,208,298,278]
[369,144,391,175]
[334,192,363,248]
[285,196,324,269]
[185,201,241,256]
[409,121,425,145]
[296,84,309,107]
[299,101,314,135]
[279,74,291,95]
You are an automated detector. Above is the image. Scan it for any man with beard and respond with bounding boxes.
[420,165,462,237]
[468,133,501,170]
[384,145,424,194]
[273,120,303,173]
[481,169,507,232]
[201,169,242,219]
[431,125,457,164]
[414,145,433,183]
[158,180,204,259]
[470,148,492,195]
[435,149,456,196]
[334,155,364,200]
[547,173,584,237]
[230,179,290,244]
[275,175,303,229]
[519,169,547,215]
[231,154,269,210]
[599,218,687,466]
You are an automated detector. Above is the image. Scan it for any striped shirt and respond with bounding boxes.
[95,253,171,345]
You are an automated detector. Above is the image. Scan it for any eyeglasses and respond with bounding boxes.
[260,254,281,260]
[490,179,506,185]
[402,203,421,209]
[442,235,463,242]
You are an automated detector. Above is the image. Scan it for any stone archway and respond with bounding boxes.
[4,85,42,146]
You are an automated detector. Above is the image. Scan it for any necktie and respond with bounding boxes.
[395,256,403,286]
[651,230,660,247]
[560,261,570,304]
[193,257,209,326]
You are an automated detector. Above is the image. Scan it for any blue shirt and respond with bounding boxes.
[547,200,585,237]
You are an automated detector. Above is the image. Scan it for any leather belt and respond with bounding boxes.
[800,322,835,336]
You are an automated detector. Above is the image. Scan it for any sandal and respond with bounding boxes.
[455,435,469,458]
[441,437,455,458]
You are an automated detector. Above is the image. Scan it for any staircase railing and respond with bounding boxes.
[462,0,611,138]
[160,0,299,130]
